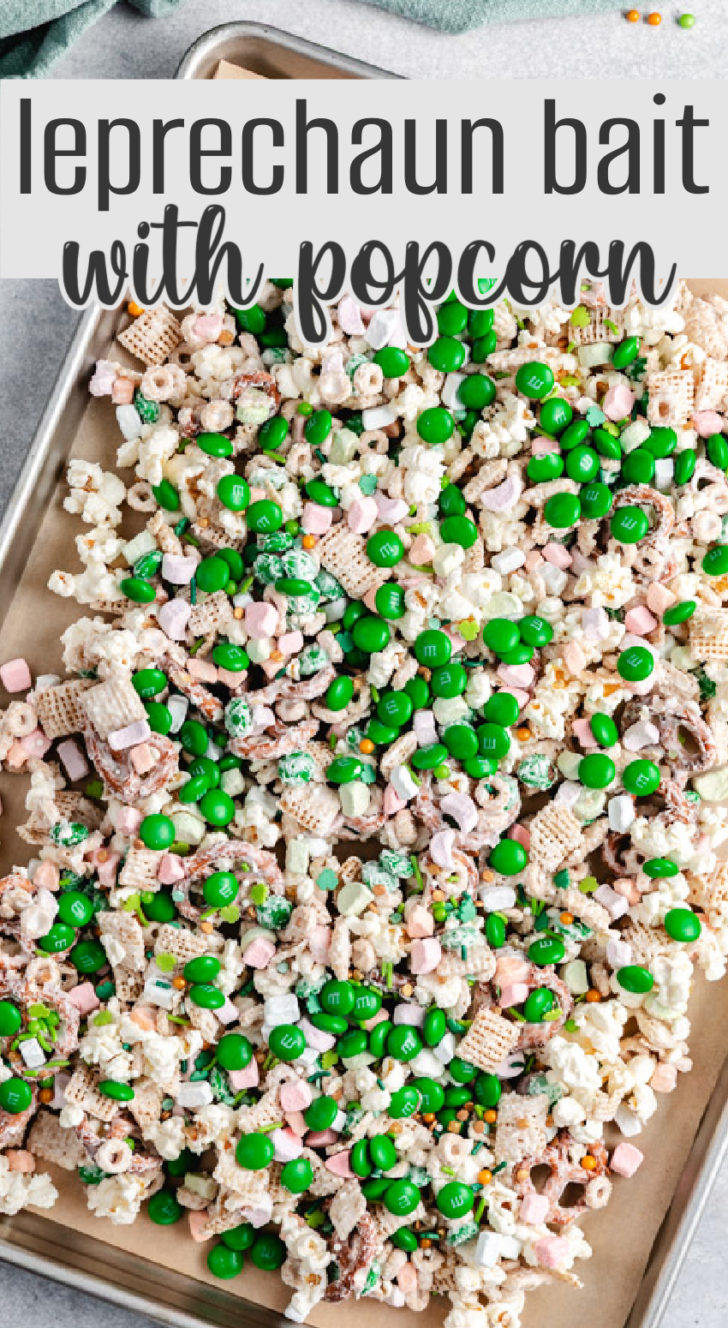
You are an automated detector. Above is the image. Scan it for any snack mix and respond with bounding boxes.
[3,280,728,1328]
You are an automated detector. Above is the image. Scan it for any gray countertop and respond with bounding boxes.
[1,1,728,1325]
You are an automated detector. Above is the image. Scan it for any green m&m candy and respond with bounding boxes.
[198,432,234,458]
[515,362,554,399]
[560,419,590,450]
[529,936,566,966]
[489,839,527,875]
[132,668,167,698]
[180,719,208,755]
[36,924,75,956]
[305,479,338,507]
[69,939,107,973]
[246,499,282,532]
[436,1181,474,1219]
[221,1223,256,1251]
[485,913,506,948]
[387,1026,422,1061]
[674,449,697,485]
[439,299,469,335]
[645,427,677,458]
[621,449,655,485]
[544,493,581,528]
[417,407,454,444]
[411,744,449,772]
[527,452,564,483]
[200,789,235,826]
[269,1024,306,1061]
[304,409,333,445]
[143,891,176,922]
[440,515,478,549]
[458,373,496,410]
[145,701,173,735]
[590,713,618,747]
[212,643,249,672]
[483,692,520,727]
[565,445,599,483]
[325,676,355,711]
[258,416,289,451]
[339,1029,368,1059]
[664,908,701,942]
[703,545,728,577]
[183,955,221,984]
[327,755,363,785]
[410,1078,444,1113]
[623,759,660,796]
[414,629,451,668]
[148,1190,183,1225]
[189,984,225,1010]
[235,1132,274,1170]
[140,813,175,850]
[617,965,654,994]
[617,646,654,682]
[207,1245,243,1280]
[304,1095,338,1131]
[234,304,266,333]
[391,1229,418,1253]
[442,723,479,760]
[423,1008,447,1046]
[612,336,640,369]
[57,891,94,928]
[473,1073,501,1107]
[429,336,466,373]
[321,979,355,1016]
[524,988,555,1022]
[352,616,391,654]
[431,662,467,699]
[120,577,156,604]
[384,1179,421,1215]
[579,753,616,789]
[217,475,250,513]
[483,619,519,656]
[0,1001,22,1037]
[449,1056,477,1083]
[540,397,573,434]
[217,1033,253,1071]
[251,1233,286,1271]
[580,482,612,519]
[592,428,622,460]
[377,690,413,728]
[440,483,467,517]
[98,1080,135,1101]
[203,871,238,907]
[643,858,679,878]
[367,530,404,567]
[374,347,410,378]
[369,1134,398,1171]
[281,1158,314,1194]
[0,1078,32,1114]
[152,479,180,511]
[611,506,650,544]
[404,675,430,709]
[351,986,382,1021]
[388,1085,422,1118]
[663,600,696,626]
[519,615,553,647]
[477,723,511,759]
[368,1019,392,1059]
[375,583,406,619]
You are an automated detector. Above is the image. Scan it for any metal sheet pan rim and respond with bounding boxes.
[0,21,724,1328]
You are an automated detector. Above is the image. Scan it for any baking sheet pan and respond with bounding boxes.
[0,20,726,1328]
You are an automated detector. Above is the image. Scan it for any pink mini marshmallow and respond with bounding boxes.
[495,955,532,985]
[542,542,572,569]
[0,658,31,693]
[6,1150,35,1174]
[410,937,442,974]
[68,981,100,1015]
[158,598,191,640]
[363,587,379,612]
[613,876,639,906]
[531,436,560,455]
[300,1016,335,1053]
[34,860,60,892]
[272,1127,303,1163]
[245,601,279,639]
[241,1199,273,1229]
[161,553,197,585]
[259,658,283,680]
[20,729,52,760]
[610,1142,644,1178]
[56,739,90,782]
[193,312,223,341]
[111,378,135,405]
[325,1150,354,1178]
[508,823,530,850]
[534,1236,570,1270]
[216,998,239,1026]
[562,641,586,675]
[337,295,366,336]
[646,582,675,615]
[572,717,598,749]
[4,742,28,772]
[440,792,478,834]
[156,852,185,887]
[109,718,152,752]
[497,663,535,689]
[625,606,657,636]
[308,925,331,963]
[278,630,304,657]
[430,827,456,870]
[650,1063,677,1093]
[116,805,142,836]
[285,1110,308,1138]
[396,1263,418,1295]
[498,982,531,1008]
[95,851,121,887]
[524,550,544,572]
[375,493,409,524]
[481,476,521,512]
[188,1210,210,1243]
[594,883,629,920]
[302,502,333,535]
[347,497,379,534]
[228,1060,259,1091]
[305,1128,338,1148]
[130,743,158,775]
[405,902,435,939]
[384,784,406,815]
[187,658,218,684]
[582,606,610,640]
[520,1192,550,1224]
[409,533,435,564]
[245,937,276,969]
[693,410,724,438]
[603,384,635,421]
[89,360,117,397]
[280,1079,313,1113]
[413,709,438,747]
[217,667,245,689]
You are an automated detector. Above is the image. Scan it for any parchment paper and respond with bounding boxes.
[1,289,727,1328]
[213,60,265,81]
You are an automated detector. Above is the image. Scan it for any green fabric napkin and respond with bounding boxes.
[0,0,180,77]
[365,0,620,34]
